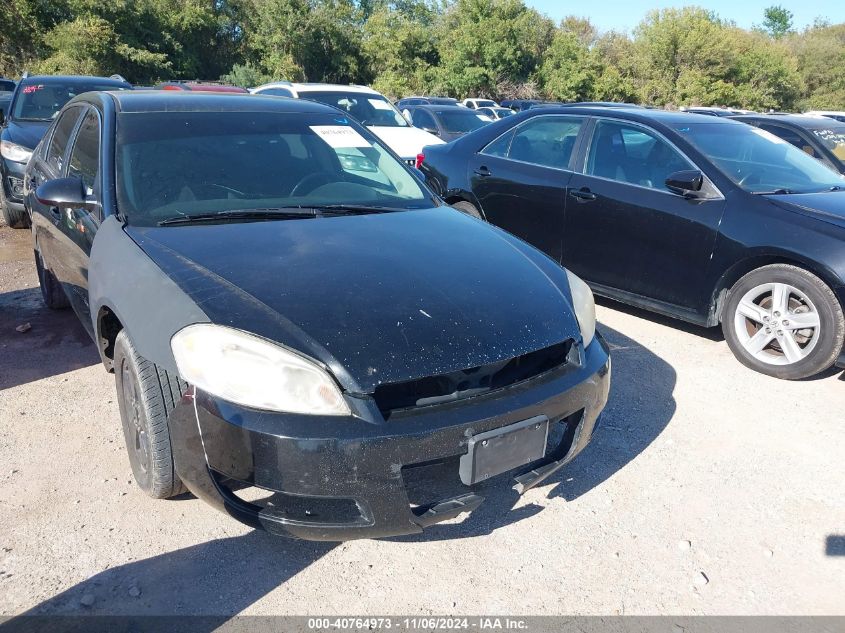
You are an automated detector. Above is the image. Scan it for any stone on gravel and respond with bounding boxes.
[695,572,709,587]
[79,593,95,607]
[15,323,31,333]
[678,540,691,551]
[128,586,141,598]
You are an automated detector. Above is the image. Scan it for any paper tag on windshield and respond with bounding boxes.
[368,99,393,111]
[310,126,371,148]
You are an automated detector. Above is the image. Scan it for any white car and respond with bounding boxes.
[462,98,499,110]
[804,110,845,123]
[252,82,444,164]
[476,106,516,121]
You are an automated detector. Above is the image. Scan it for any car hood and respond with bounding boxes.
[368,125,445,158]
[126,207,580,394]
[766,191,845,229]
[1,119,51,150]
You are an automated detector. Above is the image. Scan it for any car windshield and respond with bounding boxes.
[0,80,14,93]
[474,100,496,108]
[429,98,458,106]
[809,125,845,166]
[675,122,845,193]
[437,110,491,134]
[12,81,127,121]
[494,108,514,117]
[115,111,433,227]
[299,91,408,128]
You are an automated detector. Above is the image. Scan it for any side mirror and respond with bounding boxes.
[36,177,97,210]
[665,170,704,196]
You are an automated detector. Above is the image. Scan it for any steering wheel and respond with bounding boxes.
[290,172,338,197]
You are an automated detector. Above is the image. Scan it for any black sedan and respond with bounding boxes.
[420,107,845,380]
[402,104,492,142]
[732,114,845,175]
[0,74,131,228]
[24,91,610,540]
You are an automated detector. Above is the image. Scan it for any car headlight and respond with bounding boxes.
[171,324,350,415]
[0,140,33,163]
[566,270,596,347]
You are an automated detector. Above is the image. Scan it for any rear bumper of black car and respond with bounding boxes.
[169,334,611,541]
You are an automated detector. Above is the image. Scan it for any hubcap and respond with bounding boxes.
[733,282,820,366]
[121,362,149,473]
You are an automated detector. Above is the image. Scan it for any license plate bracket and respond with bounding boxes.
[459,415,549,486]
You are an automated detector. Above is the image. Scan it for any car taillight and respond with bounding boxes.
[415,153,425,169]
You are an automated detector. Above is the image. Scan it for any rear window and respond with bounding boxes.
[12,81,128,121]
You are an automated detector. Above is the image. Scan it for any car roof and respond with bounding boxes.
[408,104,477,113]
[157,82,247,93]
[105,91,338,114]
[733,113,845,129]
[18,75,130,86]
[523,105,747,127]
[256,82,380,95]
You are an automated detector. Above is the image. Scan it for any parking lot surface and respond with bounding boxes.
[1,222,843,616]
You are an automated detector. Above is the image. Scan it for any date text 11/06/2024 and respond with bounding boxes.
[307,618,529,630]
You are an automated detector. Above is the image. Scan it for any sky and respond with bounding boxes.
[524,0,844,33]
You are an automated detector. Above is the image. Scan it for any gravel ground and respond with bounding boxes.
[1,221,843,617]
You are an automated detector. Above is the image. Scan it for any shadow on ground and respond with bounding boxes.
[4,324,676,622]
[0,287,99,390]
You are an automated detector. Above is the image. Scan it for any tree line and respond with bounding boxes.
[1,0,843,111]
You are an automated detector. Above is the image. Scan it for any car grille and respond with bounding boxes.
[373,339,576,416]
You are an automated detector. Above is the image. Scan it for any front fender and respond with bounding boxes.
[88,216,209,372]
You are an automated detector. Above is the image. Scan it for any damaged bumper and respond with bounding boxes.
[169,334,611,541]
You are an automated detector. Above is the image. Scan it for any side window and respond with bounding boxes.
[758,124,817,158]
[482,129,515,158]
[67,109,101,195]
[493,116,582,170]
[587,120,693,191]
[46,107,82,173]
[413,110,437,132]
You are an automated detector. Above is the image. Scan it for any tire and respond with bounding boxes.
[114,330,187,498]
[722,264,844,380]
[0,189,30,229]
[451,201,483,220]
[34,248,70,309]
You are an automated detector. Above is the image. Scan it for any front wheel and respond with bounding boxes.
[722,264,844,379]
[114,330,187,498]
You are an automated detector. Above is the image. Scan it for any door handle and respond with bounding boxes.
[474,166,492,177]
[569,188,597,202]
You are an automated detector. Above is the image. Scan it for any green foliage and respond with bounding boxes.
[0,0,841,113]
[763,5,794,38]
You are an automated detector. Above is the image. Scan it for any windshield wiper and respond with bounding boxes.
[158,208,318,226]
[316,204,406,215]
[752,188,795,195]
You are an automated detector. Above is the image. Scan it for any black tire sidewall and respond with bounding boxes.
[723,266,844,379]
[114,332,155,493]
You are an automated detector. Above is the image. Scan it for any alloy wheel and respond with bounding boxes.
[733,282,820,366]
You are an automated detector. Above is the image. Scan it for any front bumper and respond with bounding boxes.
[0,156,26,211]
[170,334,611,540]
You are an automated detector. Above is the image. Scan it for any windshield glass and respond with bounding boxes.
[475,100,496,108]
[494,108,514,117]
[0,80,14,93]
[809,126,845,166]
[675,122,845,193]
[437,110,491,134]
[115,111,433,226]
[299,91,408,128]
[12,81,127,121]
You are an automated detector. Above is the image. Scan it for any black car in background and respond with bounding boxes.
[24,91,610,539]
[500,99,548,111]
[402,104,492,142]
[732,114,845,175]
[420,107,845,379]
[0,79,15,119]
[0,74,131,227]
